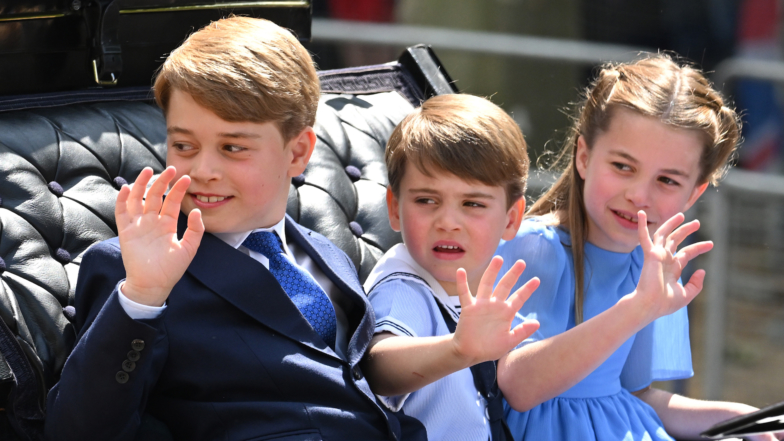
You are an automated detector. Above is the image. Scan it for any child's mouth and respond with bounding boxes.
[191,193,233,207]
[613,210,638,223]
[195,195,227,203]
[612,209,653,227]
[433,245,463,253]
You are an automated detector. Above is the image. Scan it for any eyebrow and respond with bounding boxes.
[167,126,261,139]
[608,149,691,178]
[407,188,496,199]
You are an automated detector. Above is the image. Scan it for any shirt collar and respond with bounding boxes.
[212,217,291,256]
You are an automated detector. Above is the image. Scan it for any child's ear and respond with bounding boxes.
[684,181,709,212]
[501,197,525,241]
[287,127,317,177]
[575,135,589,180]
[386,186,402,232]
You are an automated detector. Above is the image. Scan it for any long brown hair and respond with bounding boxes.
[529,53,741,324]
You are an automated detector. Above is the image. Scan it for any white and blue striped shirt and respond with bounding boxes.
[367,245,492,441]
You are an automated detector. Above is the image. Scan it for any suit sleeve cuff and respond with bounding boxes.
[118,281,166,320]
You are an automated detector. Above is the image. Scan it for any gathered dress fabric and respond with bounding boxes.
[497,219,694,441]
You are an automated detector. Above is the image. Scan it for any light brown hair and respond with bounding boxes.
[154,16,320,141]
[529,53,741,324]
[386,94,529,208]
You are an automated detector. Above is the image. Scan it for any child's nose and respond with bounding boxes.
[189,151,221,182]
[434,207,461,231]
[624,181,651,207]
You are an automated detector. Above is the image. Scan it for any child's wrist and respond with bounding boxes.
[121,280,171,307]
[449,334,481,369]
[617,291,658,329]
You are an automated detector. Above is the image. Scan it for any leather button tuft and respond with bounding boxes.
[344,165,361,182]
[115,371,129,384]
[131,339,145,351]
[127,350,140,362]
[54,248,71,264]
[0,256,6,273]
[348,221,363,238]
[62,305,76,323]
[122,360,136,372]
[47,181,64,197]
[112,176,128,189]
[292,174,306,187]
[352,366,362,381]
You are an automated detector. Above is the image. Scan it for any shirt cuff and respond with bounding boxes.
[118,282,166,320]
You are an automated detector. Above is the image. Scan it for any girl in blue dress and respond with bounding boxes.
[496,54,782,441]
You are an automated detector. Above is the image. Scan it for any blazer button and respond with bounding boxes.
[352,366,362,381]
[116,371,129,384]
[131,339,145,351]
[127,350,141,362]
[122,360,136,373]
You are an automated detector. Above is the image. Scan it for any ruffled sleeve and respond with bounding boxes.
[496,220,574,346]
[620,249,694,392]
[620,305,693,391]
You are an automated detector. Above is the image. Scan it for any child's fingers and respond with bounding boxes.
[674,241,714,267]
[653,212,685,245]
[455,268,473,308]
[493,260,526,300]
[143,166,176,215]
[637,211,654,252]
[665,219,700,254]
[127,168,154,217]
[510,319,540,345]
[160,175,191,220]
[508,277,540,312]
[681,268,706,304]
[476,256,504,300]
[181,208,204,257]
[115,185,131,226]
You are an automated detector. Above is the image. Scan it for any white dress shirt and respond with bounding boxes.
[118,217,353,359]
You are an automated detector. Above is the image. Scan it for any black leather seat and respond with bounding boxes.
[0,45,456,440]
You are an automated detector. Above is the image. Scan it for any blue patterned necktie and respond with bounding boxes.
[242,231,337,349]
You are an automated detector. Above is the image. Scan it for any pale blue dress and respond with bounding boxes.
[497,219,694,441]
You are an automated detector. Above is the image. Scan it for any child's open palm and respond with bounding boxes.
[116,166,204,307]
[633,211,713,321]
[452,257,540,366]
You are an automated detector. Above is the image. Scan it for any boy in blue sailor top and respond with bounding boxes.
[45,17,426,441]
[362,94,541,441]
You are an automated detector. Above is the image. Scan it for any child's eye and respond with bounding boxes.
[415,198,436,205]
[658,176,680,186]
[171,142,194,152]
[463,201,486,208]
[611,162,632,172]
[224,144,246,153]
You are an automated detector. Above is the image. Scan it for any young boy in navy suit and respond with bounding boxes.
[45,17,426,441]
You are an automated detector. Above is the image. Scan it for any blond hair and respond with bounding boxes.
[386,94,529,208]
[529,53,741,324]
[154,16,320,141]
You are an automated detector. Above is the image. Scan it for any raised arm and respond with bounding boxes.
[499,212,713,412]
[362,257,540,397]
[45,167,204,441]
[117,166,204,307]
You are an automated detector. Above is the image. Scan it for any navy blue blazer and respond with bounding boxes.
[45,214,426,441]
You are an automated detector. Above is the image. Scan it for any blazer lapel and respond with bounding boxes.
[284,215,374,366]
[178,215,341,361]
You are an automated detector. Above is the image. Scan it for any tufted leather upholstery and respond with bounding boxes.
[0,48,456,437]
